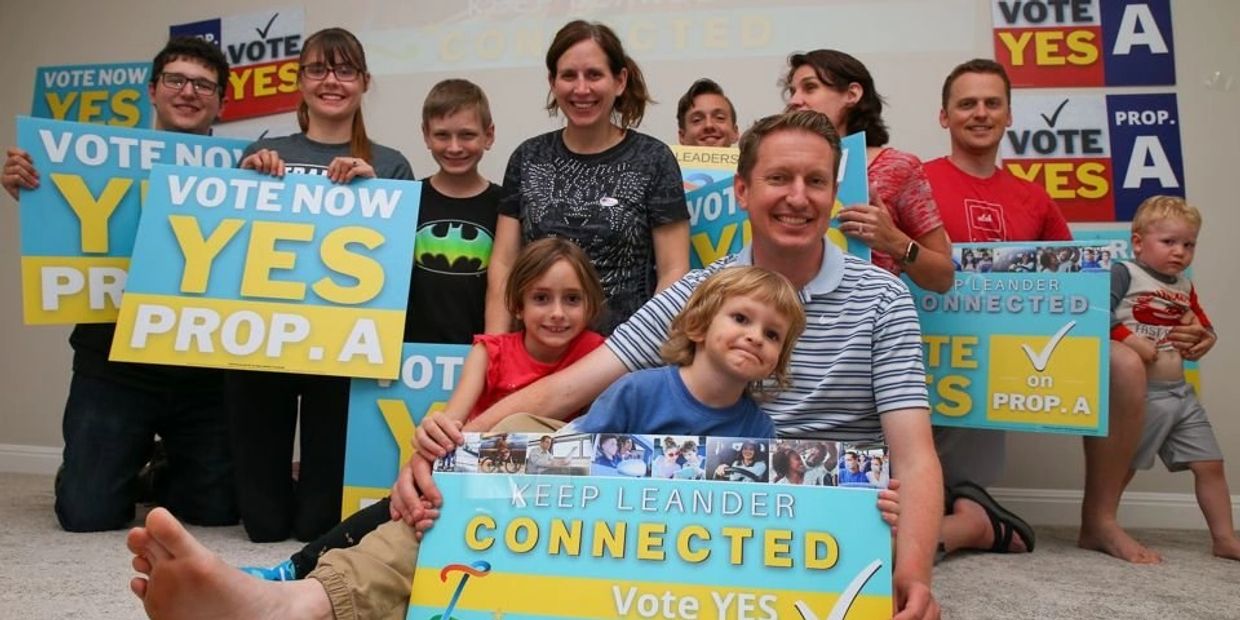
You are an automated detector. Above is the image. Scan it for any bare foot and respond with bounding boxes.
[952,497,1029,553]
[1078,521,1162,564]
[1212,536,1240,561]
[127,508,332,619]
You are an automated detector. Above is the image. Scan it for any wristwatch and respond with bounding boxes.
[901,240,920,265]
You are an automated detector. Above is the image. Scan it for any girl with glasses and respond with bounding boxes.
[229,27,414,544]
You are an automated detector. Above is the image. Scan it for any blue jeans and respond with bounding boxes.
[56,369,237,531]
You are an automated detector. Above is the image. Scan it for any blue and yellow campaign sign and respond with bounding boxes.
[16,116,248,325]
[677,132,870,269]
[910,241,1111,435]
[409,470,892,619]
[342,343,469,517]
[109,164,420,379]
[32,63,151,128]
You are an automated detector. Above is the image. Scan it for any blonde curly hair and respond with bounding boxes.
[1131,195,1201,234]
[659,266,805,398]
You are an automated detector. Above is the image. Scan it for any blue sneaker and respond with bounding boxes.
[240,559,297,581]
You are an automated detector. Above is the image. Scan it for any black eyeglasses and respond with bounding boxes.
[299,63,361,82]
[158,72,222,97]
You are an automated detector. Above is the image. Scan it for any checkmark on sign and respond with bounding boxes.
[1021,320,1076,372]
[256,13,279,39]
[1040,98,1070,128]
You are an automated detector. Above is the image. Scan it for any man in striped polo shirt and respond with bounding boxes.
[436,109,944,619]
[123,110,943,620]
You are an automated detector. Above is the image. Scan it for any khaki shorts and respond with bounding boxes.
[1132,380,1222,472]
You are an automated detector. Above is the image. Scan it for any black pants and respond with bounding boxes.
[226,371,349,543]
[289,497,392,577]
[57,369,236,531]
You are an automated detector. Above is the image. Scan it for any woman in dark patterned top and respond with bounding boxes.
[486,20,690,335]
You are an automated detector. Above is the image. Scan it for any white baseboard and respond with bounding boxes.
[989,486,1238,530]
[0,444,62,475]
[0,445,1231,530]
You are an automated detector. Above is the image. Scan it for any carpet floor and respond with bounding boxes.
[2,472,1237,618]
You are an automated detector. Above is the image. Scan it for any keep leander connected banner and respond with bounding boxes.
[109,165,419,379]
[409,433,893,619]
[676,131,870,269]
[32,63,151,128]
[16,117,248,325]
[1001,92,1184,222]
[342,343,470,517]
[912,241,1111,435]
[992,0,1175,87]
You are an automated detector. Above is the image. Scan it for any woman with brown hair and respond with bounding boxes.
[485,20,690,336]
[784,49,955,293]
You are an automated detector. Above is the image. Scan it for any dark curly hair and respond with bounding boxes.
[784,49,889,147]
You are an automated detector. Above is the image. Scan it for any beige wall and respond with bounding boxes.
[1,1,1235,502]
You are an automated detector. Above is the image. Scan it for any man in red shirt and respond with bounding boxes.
[925,59,1162,563]
[923,61,1071,243]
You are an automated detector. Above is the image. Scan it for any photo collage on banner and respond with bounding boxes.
[413,433,895,619]
[439,433,891,490]
[674,131,870,269]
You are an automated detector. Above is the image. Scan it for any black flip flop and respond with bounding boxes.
[951,481,1036,553]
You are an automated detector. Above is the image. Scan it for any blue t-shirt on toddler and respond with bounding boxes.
[568,366,776,438]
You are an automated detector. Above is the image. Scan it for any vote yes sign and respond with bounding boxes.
[16,117,248,325]
[110,165,420,379]
[32,63,151,129]
[1001,93,1184,222]
[170,8,304,122]
[992,0,1175,87]
[341,343,469,517]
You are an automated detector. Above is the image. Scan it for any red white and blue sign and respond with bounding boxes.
[992,0,1175,87]
[1001,92,1184,222]
[170,8,304,122]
